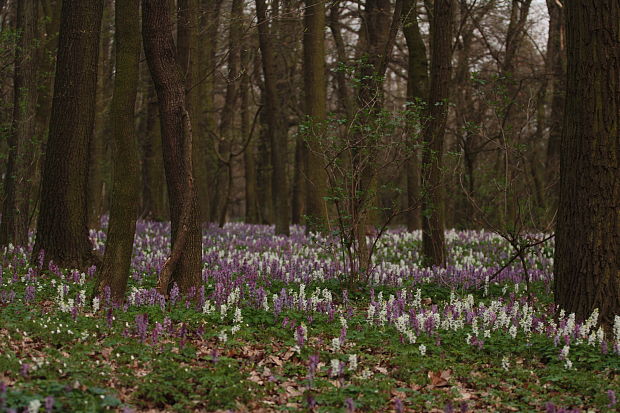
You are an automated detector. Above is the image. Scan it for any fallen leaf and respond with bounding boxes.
[428,369,452,388]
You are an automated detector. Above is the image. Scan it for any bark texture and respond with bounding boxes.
[143,0,202,294]
[421,0,452,267]
[33,0,103,269]
[553,0,620,325]
[96,0,141,302]
[303,0,329,233]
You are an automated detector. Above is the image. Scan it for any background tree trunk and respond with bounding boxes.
[256,0,290,235]
[33,0,103,269]
[554,0,620,325]
[402,0,427,232]
[544,0,565,202]
[215,0,243,227]
[421,0,452,267]
[242,46,259,224]
[96,0,141,302]
[143,0,202,294]
[88,0,114,230]
[0,0,39,246]
[141,80,168,220]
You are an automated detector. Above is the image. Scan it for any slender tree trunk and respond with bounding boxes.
[0,0,38,247]
[302,0,329,233]
[215,0,243,227]
[242,48,259,224]
[31,0,61,233]
[544,0,565,202]
[291,138,304,225]
[196,0,222,223]
[33,0,102,269]
[421,0,452,268]
[141,81,168,220]
[96,0,141,302]
[328,1,354,119]
[256,0,290,235]
[554,0,620,325]
[143,0,202,294]
[402,0,427,232]
[88,0,114,230]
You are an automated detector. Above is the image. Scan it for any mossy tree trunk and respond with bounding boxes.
[95,0,141,302]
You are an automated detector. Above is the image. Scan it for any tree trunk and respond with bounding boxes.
[215,0,243,227]
[544,0,565,201]
[33,0,103,269]
[199,0,223,223]
[402,0,427,232]
[421,0,452,268]
[95,0,141,302]
[554,0,620,326]
[256,0,290,235]
[141,80,168,220]
[302,0,329,233]
[142,0,202,294]
[242,48,259,224]
[0,0,39,247]
[88,0,114,230]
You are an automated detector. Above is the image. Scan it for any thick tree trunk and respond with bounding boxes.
[96,0,141,302]
[256,0,290,235]
[142,0,202,294]
[421,0,452,267]
[554,0,620,325]
[0,0,38,247]
[33,0,102,269]
[402,0,427,232]
[302,0,329,233]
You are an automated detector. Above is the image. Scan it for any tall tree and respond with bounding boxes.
[215,0,243,226]
[256,0,290,235]
[33,0,103,269]
[88,0,114,230]
[421,0,453,267]
[143,0,202,294]
[0,0,39,246]
[95,0,141,301]
[303,0,329,233]
[544,0,565,195]
[401,0,427,231]
[554,0,620,325]
[242,48,259,224]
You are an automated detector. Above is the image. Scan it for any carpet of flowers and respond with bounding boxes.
[0,221,619,412]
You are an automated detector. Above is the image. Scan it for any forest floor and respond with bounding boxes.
[0,222,619,412]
